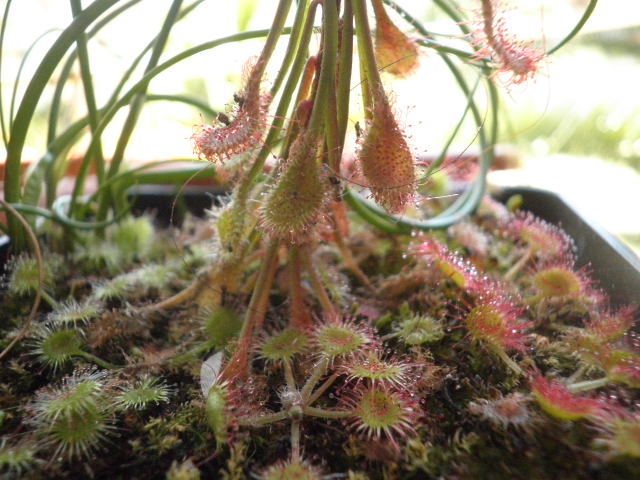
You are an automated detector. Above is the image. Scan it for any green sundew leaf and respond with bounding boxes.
[204,308,242,349]
[206,386,228,450]
[258,328,310,362]
[397,315,445,345]
[116,377,171,410]
[237,0,259,32]
[35,328,84,369]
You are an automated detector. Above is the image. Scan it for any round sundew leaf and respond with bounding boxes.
[606,350,640,388]
[117,378,171,410]
[45,380,101,419]
[204,308,242,348]
[38,329,83,368]
[258,327,309,362]
[397,315,444,345]
[0,440,39,474]
[48,300,101,327]
[314,323,369,359]
[466,305,505,343]
[47,406,110,459]
[533,267,581,298]
[346,353,409,386]
[532,390,596,421]
[262,458,321,480]
[352,387,413,440]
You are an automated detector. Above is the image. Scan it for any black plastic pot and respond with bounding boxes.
[2,185,639,306]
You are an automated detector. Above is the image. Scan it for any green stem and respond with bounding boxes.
[491,346,523,376]
[432,0,468,34]
[283,359,297,390]
[505,248,533,281]
[352,0,382,95]
[306,372,339,405]
[270,0,308,96]
[567,376,609,393]
[291,419,301,461]
[380,331,399,342]
[307,0,339,134]
[255,0,293,78]
[303,406,352,419]
[300,356,329,401]
[336,0,354,148]
[77,351,119,370]
[41,291,60,310]
[301,249,338,320]
[547,0,598,55]
[288,247,311,328]
[239,410,288,426]
[566,365,588,385]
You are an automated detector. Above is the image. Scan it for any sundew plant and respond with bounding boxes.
[5,1,640,479]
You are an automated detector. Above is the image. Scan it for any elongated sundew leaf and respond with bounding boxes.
[4,0,118,250]
[383,0,474,59]
[345,0,501,231]
[346,52,498,232]
[239,5,317,197]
